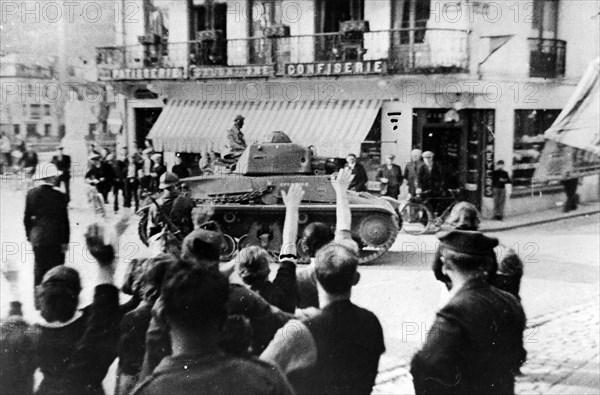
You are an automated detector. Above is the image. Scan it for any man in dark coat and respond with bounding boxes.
[376,154,403,199]
[51,146,72,202]
[24,163,70,290]
[85,153,113,204]
[345,153,368,192]
[403,149,423,196]
[561,172,579,212]
[416,151,448,215]
[411,230,526,395]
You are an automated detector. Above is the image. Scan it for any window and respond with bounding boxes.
[30,104,41,119]
[44,104,51,116]
[22,104,27,117]
[512,109,561,188]
[26,123,37,137]
[316,0,364,33]
[44,124,52,136]
[249,0,283,35]
[14,124,20,135]
[88,123,97,138]
[392,0,431,44]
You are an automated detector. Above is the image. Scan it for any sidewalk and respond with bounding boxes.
[480,202,600,232]
[373,299,600,395]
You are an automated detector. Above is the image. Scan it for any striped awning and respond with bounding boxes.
[148,99,381,157]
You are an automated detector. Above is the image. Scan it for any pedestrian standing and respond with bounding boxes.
[403,149,423,197]
[376,154,403,199]
[18,144,38,189]
[124,152,141,211]
[85,154,112,204]
[150,153,166,192]
[491,160,512,220]
[411,230,526,395]
[23,163,69,296]
[109,149,127,213]
[0,132,12,174]
[345,153,368,192]
[140,150,153,192]
[561,172,579,212]
[51,146,71,203]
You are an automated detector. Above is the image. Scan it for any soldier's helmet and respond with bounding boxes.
[159,172,180,189]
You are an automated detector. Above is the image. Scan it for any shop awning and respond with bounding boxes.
[148,99,382,157]
[535,58,600,181]
[543,58,599,156]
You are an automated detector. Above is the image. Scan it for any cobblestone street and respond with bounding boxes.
[373,298,600,394]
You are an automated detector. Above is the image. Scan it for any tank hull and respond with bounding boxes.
[184,173,401,264]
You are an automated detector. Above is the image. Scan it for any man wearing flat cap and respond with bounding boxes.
[376,153,403,199]
[24,163,70,297]
[224,114,247,159]
[411,230,526,395]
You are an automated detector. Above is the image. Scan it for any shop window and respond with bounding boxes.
[14,124,20,135]
[44,124,52,136]
[512,109,561,189]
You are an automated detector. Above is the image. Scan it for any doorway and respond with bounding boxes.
[421,126,463,189]
[135,108,162,149]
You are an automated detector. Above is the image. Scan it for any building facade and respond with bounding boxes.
[0,53,61,143]
[96,0,600,217]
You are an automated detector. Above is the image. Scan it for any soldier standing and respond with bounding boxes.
[224,115,247,160]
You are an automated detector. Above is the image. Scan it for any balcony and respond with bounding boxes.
[96,28,470,80]
[528,38,566,79]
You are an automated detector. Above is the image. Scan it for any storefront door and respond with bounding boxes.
[413,109,495,210]
[135,108,162,149]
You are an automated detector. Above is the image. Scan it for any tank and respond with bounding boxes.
[180,141,401,264]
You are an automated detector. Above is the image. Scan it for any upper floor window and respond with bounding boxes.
[249,0,282,36]
[392,0,431,44]
[316,0,364,33]
[192,1,227,37]
[30,104,41,119]
[44,104,51,116]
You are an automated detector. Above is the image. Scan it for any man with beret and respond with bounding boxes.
[411,230,526,395]
[24,163,70,294]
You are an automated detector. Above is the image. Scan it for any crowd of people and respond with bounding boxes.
[2,161,530,395]
[83,142,193,213]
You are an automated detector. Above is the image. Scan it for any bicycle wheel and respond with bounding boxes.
[399,201,433,235]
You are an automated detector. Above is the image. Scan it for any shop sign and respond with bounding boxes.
[190,65,275,79]
[484,125,495,198]
[104,67,186,80]
[284,60,387,76]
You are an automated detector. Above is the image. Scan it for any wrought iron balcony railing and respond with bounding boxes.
[96,28,470,78]
[528,38,566,79]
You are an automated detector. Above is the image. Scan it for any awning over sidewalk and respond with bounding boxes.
[544,58,599,156]
[535,58,600,181]
[148,99,381,157]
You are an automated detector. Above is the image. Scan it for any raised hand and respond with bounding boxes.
[331,167,355,194]
[281,184,305,210]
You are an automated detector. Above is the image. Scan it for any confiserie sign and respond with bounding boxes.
[190,65,275,79]
[104,67,186,80]
[284,60,387,76]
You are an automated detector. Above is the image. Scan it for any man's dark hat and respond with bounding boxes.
[181,227,224,262]
[437,230,498,256]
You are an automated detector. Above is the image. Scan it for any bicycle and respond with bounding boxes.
[399,188,464,235]
[85,179,107,218]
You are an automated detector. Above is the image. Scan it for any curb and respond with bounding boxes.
[480,208,600,232]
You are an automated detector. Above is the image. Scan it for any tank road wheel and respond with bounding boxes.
[220,234,238,261]
[399,202,433,235]
[357,214,399,264]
